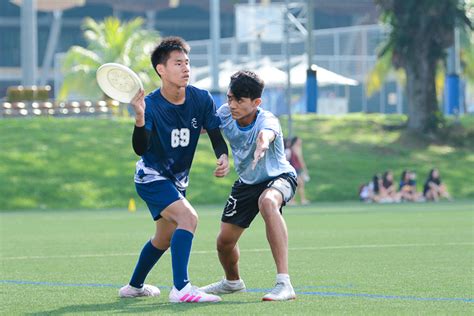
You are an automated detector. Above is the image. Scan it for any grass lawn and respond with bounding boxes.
[0,114,473,210]
[1,201,473,314]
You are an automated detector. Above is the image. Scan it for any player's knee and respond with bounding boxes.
[187,211,198,230]
[176,209,198,230]
[258,195,279,216]
[216,235,235,252]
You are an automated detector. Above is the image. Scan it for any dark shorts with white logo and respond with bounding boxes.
[221,173,297,228]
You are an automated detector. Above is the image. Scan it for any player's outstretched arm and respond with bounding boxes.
[252,129,276,170]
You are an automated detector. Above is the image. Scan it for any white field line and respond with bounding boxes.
[1,242,472,261]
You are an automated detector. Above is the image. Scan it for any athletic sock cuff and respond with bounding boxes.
[174,228,194,239]
[147,240,167,254]
[276,273,290,283]
[226,279,243,285]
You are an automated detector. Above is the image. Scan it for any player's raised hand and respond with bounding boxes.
[214,154,230,177]
[252,130,271,170]
[131,89,146,125]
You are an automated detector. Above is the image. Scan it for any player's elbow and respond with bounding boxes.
[132,144,147,156]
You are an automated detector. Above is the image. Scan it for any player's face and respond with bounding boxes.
[157,50,190,88]
[226,90,261,126]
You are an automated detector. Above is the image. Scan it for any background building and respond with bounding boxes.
[1,0,409,114]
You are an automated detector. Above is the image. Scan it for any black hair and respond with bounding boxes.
[290,136,299,147]
[401,170,409,182]
[372,174,380,193]
[151,36,190,77]
[382,170,393,188]
[428,168,440,181]
[228,70,264,100]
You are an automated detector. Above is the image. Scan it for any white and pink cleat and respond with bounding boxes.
[169,283,222,303]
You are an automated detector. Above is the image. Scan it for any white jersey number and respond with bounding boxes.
[171,128,190,148]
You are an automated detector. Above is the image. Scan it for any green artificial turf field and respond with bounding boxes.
[1,201,472,314]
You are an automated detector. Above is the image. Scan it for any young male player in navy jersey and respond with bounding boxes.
[200,71,298,301]
[118,36,229,303]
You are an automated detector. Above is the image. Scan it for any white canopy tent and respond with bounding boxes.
[254,58,287,87]
[193,57,358,90]
[289,59,359,115]
[193,58,287,90]
[290,62,359,87]
[193,61,238,91]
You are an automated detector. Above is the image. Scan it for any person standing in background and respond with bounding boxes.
[287,136,310,205]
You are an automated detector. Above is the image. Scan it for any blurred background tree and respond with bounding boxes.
[372,0,473,133]
[460,7,474,81]
[59,17,160,101]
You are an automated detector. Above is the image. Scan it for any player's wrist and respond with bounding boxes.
[135,116,145,127]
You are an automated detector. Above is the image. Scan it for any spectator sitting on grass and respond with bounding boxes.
[359,181,376,203]
[423,168,452,202]
[382,170,400,202]
[370,174,384,203]
[399,170,422,202]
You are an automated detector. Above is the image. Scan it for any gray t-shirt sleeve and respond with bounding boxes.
[257,111,281,136]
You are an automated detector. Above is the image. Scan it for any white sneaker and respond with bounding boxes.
[262,281,296,301]
[169,283,222,303]
[119,284,160,298]
[200,278,246,294]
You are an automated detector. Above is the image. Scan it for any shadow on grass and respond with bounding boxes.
[27,298,261,315]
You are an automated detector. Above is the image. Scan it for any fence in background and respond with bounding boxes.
[187,24,405,114]
[48,24,405,116]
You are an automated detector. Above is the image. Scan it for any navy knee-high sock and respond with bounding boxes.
[170,229,194,290]
[129,240,166,288]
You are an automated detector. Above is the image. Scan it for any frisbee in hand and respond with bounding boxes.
[96,63,143,103]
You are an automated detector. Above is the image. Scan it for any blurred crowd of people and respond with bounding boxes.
[359,168,452,203]
[281,135,453,205]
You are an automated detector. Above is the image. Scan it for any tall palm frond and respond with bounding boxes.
[59,17,160,101]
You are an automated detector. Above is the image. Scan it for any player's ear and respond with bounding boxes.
[156,64,164,77]
[254,98,262,107]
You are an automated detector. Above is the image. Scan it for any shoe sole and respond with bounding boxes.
[119,293,160,298]
[209,288,247,295]
[262,296,296,301]
[200,286,246,294]
[169,299,222,303]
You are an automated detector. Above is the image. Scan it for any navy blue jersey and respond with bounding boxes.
[135,85,220,189]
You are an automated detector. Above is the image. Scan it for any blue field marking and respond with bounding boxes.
[294,284,355,290]
[1,280,472,303]
[0,280,123,288]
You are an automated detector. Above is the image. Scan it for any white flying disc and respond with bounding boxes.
[96,63,143,103]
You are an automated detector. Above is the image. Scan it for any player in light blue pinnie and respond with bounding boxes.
[200,70,298,301]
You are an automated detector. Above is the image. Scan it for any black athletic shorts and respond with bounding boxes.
[221,173,297,228]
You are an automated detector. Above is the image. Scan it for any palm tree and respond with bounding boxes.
[372,0,472,133]
[59,17,160,101]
